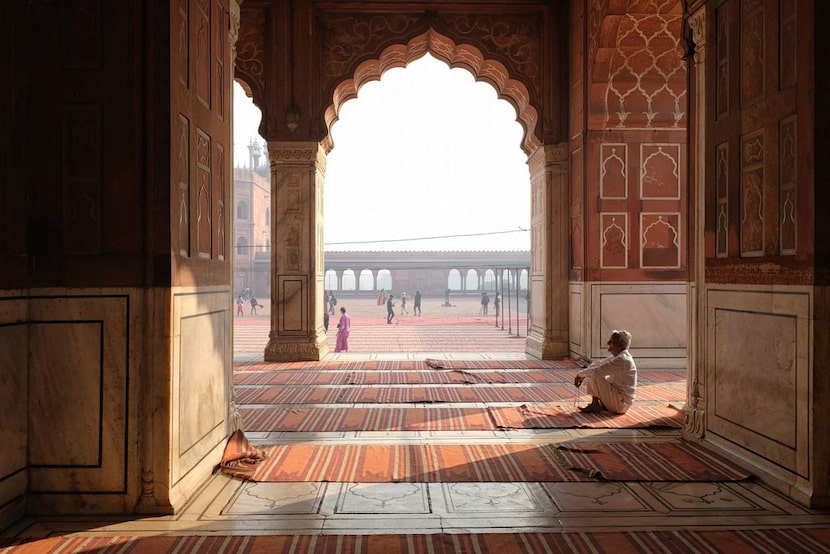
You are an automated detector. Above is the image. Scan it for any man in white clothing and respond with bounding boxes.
[573,330,637,414]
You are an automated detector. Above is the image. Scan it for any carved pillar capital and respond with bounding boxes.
[687,7,707,65]
[229,0,241,64]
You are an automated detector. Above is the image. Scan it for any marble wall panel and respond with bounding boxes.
[706,286,809,477]
[171,288,231,486]
[277,276,308,335]
[0,296,28,528]
[589,282,687,368]
[25,294,131,494]
[569,283,584,352]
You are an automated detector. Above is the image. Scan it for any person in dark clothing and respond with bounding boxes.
[413,290,422,316]
[386,294,395,324]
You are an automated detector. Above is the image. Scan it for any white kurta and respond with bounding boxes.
[577,350,637,413]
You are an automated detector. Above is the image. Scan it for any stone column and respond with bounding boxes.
[265,142,329,361]
[683,6,707,440]
[526,143,569,359]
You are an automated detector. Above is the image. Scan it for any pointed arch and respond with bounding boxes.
[322,29,540,155]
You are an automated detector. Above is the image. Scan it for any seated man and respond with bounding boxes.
[573,330,637,414]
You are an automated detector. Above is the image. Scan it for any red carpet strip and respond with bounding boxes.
[488,404,685,429]
[234,368,686,386]
[235,369,576,385]
[239,406,494,432]
[223,443,581,483]
[235,384,576,404]
[555,441,753,481]
[239,405,685,432]
[235,383,686,404]
[5,529,829,553]
[237,358,581,372]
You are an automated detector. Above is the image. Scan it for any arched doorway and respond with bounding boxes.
[235,19,571,361]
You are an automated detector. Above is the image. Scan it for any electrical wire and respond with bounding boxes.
[325,227,528,247]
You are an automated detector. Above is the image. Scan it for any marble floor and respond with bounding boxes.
[3,317,830,551]
[9,428,828,542]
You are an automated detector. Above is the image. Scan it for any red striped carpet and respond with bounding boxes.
[233,368,686,386]
[235,358,580,371]
[223,443,581,483]
[239,405,684,432]
[221,440,750,484]
[239,406,495,432]
[555,441,752,481]
[235,383,685,404]
[236,384,576,404]
[5,529,830,553]
[488,404,685,429]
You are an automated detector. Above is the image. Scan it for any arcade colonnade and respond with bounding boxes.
[0,0,826,529]
[321,251,531,297]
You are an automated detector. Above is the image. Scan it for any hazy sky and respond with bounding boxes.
[233,54,531,252]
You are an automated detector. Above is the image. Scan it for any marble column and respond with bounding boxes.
[264,142,329,361]
[683,6,707,440]
[526,143,569,359]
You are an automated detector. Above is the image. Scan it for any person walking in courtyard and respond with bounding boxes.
[323,309,330,332]
[236,295,245,317]
[334,306,350,352]
[444,288,451,307]
[386,294,396,324]
[480,292,490,315]
[400,292,409,315]
[329,291,337,314]
[413,290,422,316]
[494,292,501,317]
[249,295,260,315]
[573,330,637,414]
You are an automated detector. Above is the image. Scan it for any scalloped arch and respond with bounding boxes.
[321,29,541,155]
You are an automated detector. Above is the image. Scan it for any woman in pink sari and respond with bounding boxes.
[334,306,351,352]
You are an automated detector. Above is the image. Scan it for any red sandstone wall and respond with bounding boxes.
[703,0,815,285]
[571,0,688,284]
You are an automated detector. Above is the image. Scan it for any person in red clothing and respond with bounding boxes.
[334,307,351,352]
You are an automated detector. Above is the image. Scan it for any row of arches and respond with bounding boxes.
[324,268,529,294]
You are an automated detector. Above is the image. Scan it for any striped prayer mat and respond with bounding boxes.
[488,404,685,429]
[234,383,686,405]
[223,443,583,483]
[234,368,687,386]
[235,384,575,404]
[239,406,495,432]
[555,441,753,481]
[6,529,829,553]
[235,368,581,386]
[237,358,581,372]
